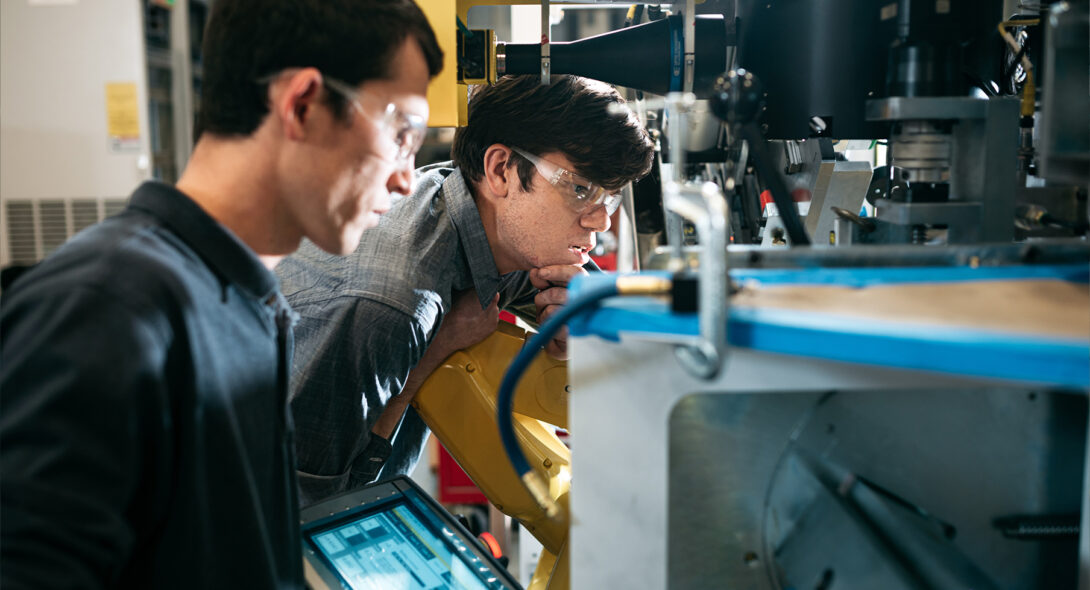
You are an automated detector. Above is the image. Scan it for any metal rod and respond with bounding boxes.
[617,183,639,271]
[683,0,695,93]
[540,0,550,85]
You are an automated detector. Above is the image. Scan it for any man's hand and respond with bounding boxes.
[431,290,500,357]
[529,264,589,360]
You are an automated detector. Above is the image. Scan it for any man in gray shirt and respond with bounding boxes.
[277,75,654,506]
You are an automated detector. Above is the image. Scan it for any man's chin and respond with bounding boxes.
[313,231,362,257]
[315,241,355,257]
[332,216,383,254]
[536,251,590,268]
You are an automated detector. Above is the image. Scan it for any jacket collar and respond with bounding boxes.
[128,181,279,302]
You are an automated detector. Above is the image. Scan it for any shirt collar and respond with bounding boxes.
[127,181,280,302]
[438,168,503,310]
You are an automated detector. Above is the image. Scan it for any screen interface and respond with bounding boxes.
[305,492,509,590]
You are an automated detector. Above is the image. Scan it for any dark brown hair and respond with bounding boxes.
[195,0,443,140]
[452,75,653,192]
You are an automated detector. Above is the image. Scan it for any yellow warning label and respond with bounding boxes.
[105,82,140,139]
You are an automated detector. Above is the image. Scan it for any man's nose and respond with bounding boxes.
[386,157,415,196]
[581,203,611,233]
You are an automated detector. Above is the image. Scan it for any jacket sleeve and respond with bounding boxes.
[289,294,432,501]
[0,285,171,589]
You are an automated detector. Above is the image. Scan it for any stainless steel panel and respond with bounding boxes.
[669,389,1086,589]
[569,337,993,590]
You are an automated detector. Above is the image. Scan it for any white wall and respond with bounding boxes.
[1,0,152,265]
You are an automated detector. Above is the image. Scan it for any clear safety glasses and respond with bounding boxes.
[323,76,427,165]
[511,147,622,216]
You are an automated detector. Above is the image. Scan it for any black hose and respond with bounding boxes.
[1004,44,1028,93]
[738,123,811,246]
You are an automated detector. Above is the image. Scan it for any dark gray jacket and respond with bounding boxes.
[0,182,302,589]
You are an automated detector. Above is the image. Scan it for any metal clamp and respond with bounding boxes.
[663,93,729,380]
[665,181,729,380]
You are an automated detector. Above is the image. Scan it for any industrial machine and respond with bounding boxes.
[408,1,1090,589]
[4,1,1085,589]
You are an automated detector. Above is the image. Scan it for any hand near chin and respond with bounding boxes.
[529,264,589,361]
[433,291,500,356]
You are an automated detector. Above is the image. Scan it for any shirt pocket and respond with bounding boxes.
[296,468,351,507]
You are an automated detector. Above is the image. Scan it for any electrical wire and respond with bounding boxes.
[998,19,1040,117]
[495,280,620,516]
[1003,44,1028,87]
[496,275,673,517]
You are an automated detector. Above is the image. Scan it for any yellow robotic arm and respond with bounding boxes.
[416,0,541,127]
[412,321,571,589]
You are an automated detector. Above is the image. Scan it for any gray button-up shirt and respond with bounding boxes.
[277,164,536,506]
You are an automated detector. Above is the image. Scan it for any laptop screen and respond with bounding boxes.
[300,477,520,590]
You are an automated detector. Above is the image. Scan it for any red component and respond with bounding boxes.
[590,252,617,271]
[759,189,773,209]
[478,532,503,559]
[437,444,488,505]
[499,310,517,324]
[762,188,812,206]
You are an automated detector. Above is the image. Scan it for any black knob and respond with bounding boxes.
[710,68,765,125]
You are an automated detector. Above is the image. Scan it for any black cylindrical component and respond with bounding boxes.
[709,68,764,124]
[502,14,728,96]
[736,0,897,139]
[886,40,961,97]
[886,0,962,97]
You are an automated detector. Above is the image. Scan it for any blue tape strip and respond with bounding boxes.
[568,266,1090,389]
[730,264,1090,286]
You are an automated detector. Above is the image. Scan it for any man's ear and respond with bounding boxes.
[480,144,515,202]
[271,68,323,141]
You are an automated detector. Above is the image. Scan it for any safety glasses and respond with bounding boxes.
[323,76,427,165]
[511,147,622,216]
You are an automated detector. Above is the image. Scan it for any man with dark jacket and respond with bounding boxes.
[0,1,442,587]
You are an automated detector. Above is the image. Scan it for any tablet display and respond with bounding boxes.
[301,477,519,590]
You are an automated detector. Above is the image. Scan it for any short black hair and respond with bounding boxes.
[195,0,443,140]
[452,75,654,192]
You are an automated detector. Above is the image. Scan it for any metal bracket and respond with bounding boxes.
[866,96,991,122]
[874,199,981,226]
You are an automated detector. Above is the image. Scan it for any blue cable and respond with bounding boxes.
[496,280,620,479]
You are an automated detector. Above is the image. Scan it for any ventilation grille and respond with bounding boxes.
[3,198,129,266]
[6,202,36,266]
